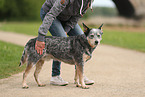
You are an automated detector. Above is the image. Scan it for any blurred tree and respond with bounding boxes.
[0,0,45,21]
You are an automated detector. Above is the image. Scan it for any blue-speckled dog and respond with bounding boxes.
[19,23,103,89]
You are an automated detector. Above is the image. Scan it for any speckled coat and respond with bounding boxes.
[20,34,94,66]
[19,23,103,89]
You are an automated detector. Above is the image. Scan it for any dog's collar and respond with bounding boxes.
[84,46,96,62]
[85,50,91,56]
[85,46,96,55]
[85,52,91,62]
[77,34,96,61]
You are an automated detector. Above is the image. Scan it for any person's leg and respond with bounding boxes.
[49,19,67,77]
[49,19,68,86]
[68,24,95,85]
[40,8,68,85]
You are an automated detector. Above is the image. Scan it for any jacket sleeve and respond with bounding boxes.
[37,0,69,42]
[64,15,82,33]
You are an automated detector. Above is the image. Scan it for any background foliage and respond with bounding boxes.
[0,0,45,21]
[0,0,117,21]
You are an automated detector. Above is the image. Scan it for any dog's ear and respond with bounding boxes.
[82,23,90,36]
[98,23,104,35]
[98,23,104,30]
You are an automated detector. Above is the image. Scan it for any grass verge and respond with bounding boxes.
[0,22,51,36]
[102,29,145,52]
[0,40,25,79]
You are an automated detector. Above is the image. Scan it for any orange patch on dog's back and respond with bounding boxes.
[60,0,65,4]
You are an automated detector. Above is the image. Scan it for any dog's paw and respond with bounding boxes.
[82,85,89,89]
[76,84,81,87]
[22,86,29,89]
[38,84,46,87]
[22,83,29,89]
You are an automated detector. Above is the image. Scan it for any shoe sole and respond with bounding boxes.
[50,82,68,86]
[85,83,94,85]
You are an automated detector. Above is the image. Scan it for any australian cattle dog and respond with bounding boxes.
[19,23,103,89]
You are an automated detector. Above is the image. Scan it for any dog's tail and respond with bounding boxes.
[19,47,27,67]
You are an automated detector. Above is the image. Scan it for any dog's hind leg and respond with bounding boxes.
[34,60,46,87]
[22,62,33,89]
[76,64,89,89]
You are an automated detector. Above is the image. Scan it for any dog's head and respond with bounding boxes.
[83,23,103,48]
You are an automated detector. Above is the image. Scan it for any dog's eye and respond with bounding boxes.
[90,35,94,38]
[97,35,100,38]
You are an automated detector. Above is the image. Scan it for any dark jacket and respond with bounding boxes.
[37,0,93,42]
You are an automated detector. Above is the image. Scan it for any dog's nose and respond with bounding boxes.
[95,41,98,45]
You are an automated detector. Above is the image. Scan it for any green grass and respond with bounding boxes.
[0,22,51,36]
[0,22,40,36]
[0,41,25,79]
[102,29,145,52]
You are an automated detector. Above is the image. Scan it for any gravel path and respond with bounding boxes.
[0,31,145,97]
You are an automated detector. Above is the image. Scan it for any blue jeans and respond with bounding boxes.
[40,8,84,76]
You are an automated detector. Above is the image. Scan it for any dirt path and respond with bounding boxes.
[0,31,145,97]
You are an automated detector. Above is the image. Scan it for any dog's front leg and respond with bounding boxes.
[74,66,81,87]
[76,64,89,89]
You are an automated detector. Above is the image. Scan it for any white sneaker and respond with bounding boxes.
[84,76,94,85]
[50,76,68,86]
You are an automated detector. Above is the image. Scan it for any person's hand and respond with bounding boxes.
[35,40,45,55]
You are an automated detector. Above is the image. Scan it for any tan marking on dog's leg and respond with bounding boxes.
[22,63,33,89]
[34,60,46,87]
[83,53,87,62]
[74,66,81,87]
[76,64,89,89]
[83,54,91,62]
